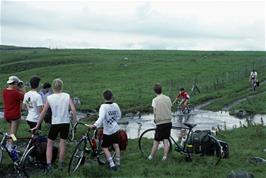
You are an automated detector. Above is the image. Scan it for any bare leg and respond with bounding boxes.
[149,140,159,159]
[163,139,170,159]
[46,139,53,164]
[103,147,115,168]
[59,139,66,162]
[113,144,120,165]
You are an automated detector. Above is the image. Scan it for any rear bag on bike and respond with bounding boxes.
[190,130,215,155]
[118,130,128,151]
[256,81,260,87]
[216,140,229,159]
[35,142,58,164]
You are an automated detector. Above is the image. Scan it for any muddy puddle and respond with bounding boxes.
[119,109,266,139]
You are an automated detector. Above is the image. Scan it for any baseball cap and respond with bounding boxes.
[6,76,21,84]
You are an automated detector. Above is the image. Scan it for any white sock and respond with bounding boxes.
[162,156,167,161]
[147,155,153,160]
[108,157,115,167]
[115,156,120,166]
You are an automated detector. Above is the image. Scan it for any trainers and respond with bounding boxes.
[110,165,117,171]
[147,155,153,160]
[59,161,64,171]
[162,156,167,161]
[45,164,53,174]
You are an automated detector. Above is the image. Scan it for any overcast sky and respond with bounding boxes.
[1,0,265,50]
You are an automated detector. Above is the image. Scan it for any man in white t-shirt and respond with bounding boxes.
[23,76,43,129]
[89,89,121,171]
[249,69,258,87]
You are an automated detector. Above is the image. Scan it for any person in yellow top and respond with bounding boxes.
[148,83,172,161]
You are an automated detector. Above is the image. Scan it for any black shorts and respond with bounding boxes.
[102,131,119,148]
[48,123,70,141]
[27,121,41,130]
[155,122,172,141]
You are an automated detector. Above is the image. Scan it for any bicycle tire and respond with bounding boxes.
[0,147,3,165]
[68,138,87,174]
[68,121,75,142]
[21,146,44,178]
[138,128,172,158]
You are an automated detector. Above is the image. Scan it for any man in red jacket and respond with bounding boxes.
[2,76,24,150]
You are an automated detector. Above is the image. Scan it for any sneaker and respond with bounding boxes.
[110,165,117,171]
[45,164,53,174]
[162,156,167,161]
[147,155,153,160]
[59,161,64,171]
[115,158,120,167]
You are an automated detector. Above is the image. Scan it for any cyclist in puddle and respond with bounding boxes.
[88,89,121,171]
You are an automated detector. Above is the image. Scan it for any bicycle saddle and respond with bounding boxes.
[184,123,197,128]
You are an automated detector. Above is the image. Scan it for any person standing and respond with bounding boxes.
[32,78,77,172]
[89,89,121,171]
[23,76,43,129]
[148,83,172,161]
[39,82,52,124]
[2,76,25,150]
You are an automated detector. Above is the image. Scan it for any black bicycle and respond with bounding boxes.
[0,130,47,178]
[68,122,115,174]
[138,123,223,165]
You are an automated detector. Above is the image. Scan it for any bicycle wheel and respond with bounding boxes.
[68,121,75,142]
[21,146,44,178]
[68,138,87,174]
[138,128,172,158]
[0,147,3,165]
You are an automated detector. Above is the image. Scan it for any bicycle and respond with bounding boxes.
[0,130,46,178]
[68,122,115,174]
[177,102,194,115]
[138,123,223,165]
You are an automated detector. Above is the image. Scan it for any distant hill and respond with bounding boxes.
[0,45,49,50]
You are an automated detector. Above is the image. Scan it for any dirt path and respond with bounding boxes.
[196,79,266,111]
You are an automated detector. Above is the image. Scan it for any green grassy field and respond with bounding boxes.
[0,46,266,113]
[0,120,265,178]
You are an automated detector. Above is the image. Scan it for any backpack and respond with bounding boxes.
[118,130,128,151]
[35,142,58,164]
[227,170,254,178]
[190,130,215,155]
[31,135,58,164]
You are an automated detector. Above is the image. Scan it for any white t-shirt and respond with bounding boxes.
[23,90,43,122]
[47,92,70,125]
[250,71,257,80]
[93,102,121,135]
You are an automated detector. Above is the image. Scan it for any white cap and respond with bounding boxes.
[6,76,20,84]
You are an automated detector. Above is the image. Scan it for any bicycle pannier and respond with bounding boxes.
[35,142,58,164]
[190,130,215,155]
[217,140,229,158]
[118,130,128,151]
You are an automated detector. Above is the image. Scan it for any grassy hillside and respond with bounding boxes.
[0,120,265,178]
[0,46,265,113]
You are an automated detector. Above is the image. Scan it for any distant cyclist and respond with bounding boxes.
[173,88,190,113]
[249,69,258,90]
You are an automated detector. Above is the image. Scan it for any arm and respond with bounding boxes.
[31,101,49,131]
[172,98,178,105]
[92,105,104,129]
[69,98,77,124]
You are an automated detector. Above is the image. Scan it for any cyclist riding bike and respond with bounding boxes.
[173,88,190,113]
